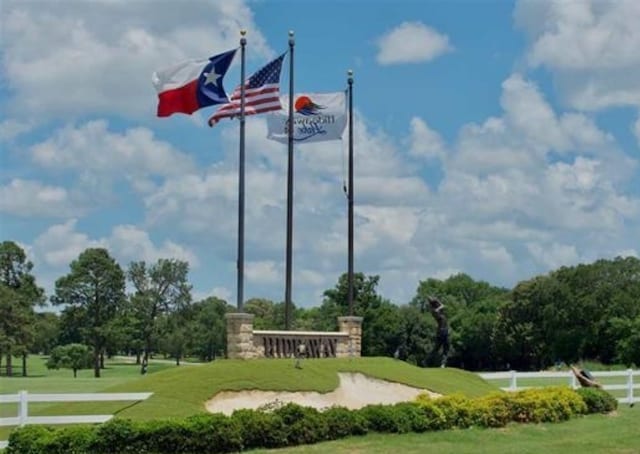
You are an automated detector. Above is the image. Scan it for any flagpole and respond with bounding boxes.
[285,30,295,330]
[347,69,354,316]
[237,29,247,311]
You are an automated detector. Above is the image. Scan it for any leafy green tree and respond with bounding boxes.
[188,297,230,361]
[552,257,640,363]
[31,312,60,355]
[319,273,399,356]
[127,259,192,372]
[0,241,45,376]
[244,298,277,329]
[397,305,432,366]
[52,248,125,378]
[613,316,640,367]
[46,343,93,377]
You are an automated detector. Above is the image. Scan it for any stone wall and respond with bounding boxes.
[225,313,363,360]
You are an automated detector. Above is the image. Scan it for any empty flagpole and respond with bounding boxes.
[237,29,247,311]
[347,69,354,316]
[285,30,295,330]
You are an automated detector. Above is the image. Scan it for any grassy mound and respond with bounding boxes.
[1,357,498,428]
[102,357,498,419]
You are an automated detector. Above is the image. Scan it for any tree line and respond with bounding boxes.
[1,240,638,377]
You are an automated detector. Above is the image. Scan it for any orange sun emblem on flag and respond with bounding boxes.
[294,96,325,116]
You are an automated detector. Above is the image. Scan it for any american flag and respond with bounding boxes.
[208,53,285,126]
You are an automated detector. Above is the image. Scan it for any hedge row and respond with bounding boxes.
[7,387,617,454]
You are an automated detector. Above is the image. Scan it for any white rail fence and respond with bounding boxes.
[479,369,639,405]
[0,391,152,449]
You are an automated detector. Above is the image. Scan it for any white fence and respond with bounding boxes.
[0,391,152,449]
[479,369,639,405]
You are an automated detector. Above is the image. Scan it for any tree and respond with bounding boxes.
[52,248,125,378]
[319,273,398,355]
[31,312,60,355]
[0,241,45,376]
[613,316,640,367]
[188,297,230,361]
[128,259,192,372]
[47,344,93,378]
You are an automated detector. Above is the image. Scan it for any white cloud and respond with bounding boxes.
[0,119,34,142]
[245,261,280,284]
[408,117,446,159]
[0,179,81,217]
[1,0,272,119]
[109,225,199,267]
[31,219,198,271]
[33,219,106,267]
[527,242,580,270]
[376,21,452,65]
[515,0,640,110]
[30,120,194,179]
[634,116,640,146]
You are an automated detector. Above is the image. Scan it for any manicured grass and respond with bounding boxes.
[0,355,497,441]
[106,357,497,420]
[248,406,640,454]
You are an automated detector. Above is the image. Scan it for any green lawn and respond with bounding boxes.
[248,407,640,454]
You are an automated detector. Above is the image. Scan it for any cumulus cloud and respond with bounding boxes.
[1,0,272,119]
[30,120,194,178]
[245,261,280,284]
[376,21,452,65]
[408,117,446,159]
[0,179,81,217]
[31,218,197,269]
[515,0,640,110]
[33,219,106,268]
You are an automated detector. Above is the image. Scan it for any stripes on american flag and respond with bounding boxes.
[208,53,286,126]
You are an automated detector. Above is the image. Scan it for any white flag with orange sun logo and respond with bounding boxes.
[266,92,347,144]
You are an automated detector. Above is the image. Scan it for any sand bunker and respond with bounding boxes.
[206,372,440,415]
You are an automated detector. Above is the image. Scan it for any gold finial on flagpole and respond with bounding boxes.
[240,29,247,36]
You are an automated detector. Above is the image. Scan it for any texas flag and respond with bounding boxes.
[152,48,237,117]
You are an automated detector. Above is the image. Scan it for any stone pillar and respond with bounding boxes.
[225,313,255,359]
[337,316,363,357]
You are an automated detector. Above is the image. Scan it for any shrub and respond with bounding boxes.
[499,388,586,424]
[6,425,54,454]
[323,406,368,439]
[91,418,139,453]
[576,388,618,413]
[182,413,243,453]
[413,398,449,430]
[471,393,512,428]
[42,425,95,454]
[231,409,287,449]
[392,402,432,433]
[357,404,412,433]
[135,418,189,453]
[432,394,475,428]
[274,403,329,446]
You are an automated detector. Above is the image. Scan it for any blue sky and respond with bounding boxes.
[1,0,639,308]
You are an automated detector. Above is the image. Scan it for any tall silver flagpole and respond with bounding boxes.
[237,29,247,311]
[284,30,295,330]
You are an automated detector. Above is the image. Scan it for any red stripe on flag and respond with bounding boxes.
[156,79,199,117]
